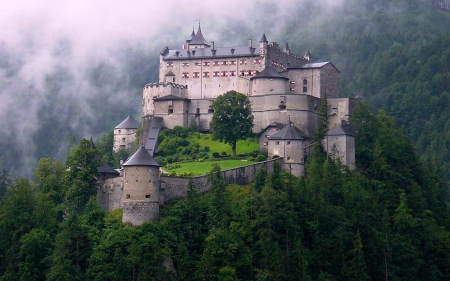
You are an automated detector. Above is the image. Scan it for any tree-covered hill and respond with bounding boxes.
[1,105,449,280]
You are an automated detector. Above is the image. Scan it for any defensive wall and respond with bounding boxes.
[96,158,283,211]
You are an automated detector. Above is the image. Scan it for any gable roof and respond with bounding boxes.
[165,70,175,76]
[123,146,160,167]
[327,126,355,137]
[269,123,309,141]
[115,114,139,129]
[251,66,288,80]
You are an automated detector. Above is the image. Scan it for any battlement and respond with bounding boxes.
[144,82,186,89]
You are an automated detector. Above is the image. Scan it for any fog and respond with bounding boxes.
[0,0,351,176]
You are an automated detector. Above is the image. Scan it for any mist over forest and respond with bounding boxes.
[1,0,449,177]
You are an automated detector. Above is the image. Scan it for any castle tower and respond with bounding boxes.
[188,23,210,49]
[113,114,139,153]
[250,66,288,96]
[122,146,161,226]
[268,122,309,176]
[259,32,268,66]
[324,126,355,170]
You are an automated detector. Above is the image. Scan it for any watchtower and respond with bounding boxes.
[122,146,161,226]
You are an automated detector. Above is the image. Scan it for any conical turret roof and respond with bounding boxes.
[269,122,308,141]
[189,23,209,46]
[115,114,139,129]
[260,32,268,43]
[123,146,160,167]
[251,66,288,80]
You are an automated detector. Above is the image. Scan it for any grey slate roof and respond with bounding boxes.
[251,66,288,80]
[260,33,268,43]
[165,70,175,76]
[145,116,163,156]
[327,126,355,137]
[154,94,188,101]
[115,114,139,129]
[163,46,260,60]
[269,123,309,140]
[190,24,209,46]
[98,163,120,175]
[123,146,160,167]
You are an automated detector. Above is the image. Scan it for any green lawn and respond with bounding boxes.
[166,159,256,175]
[187,133,259,156]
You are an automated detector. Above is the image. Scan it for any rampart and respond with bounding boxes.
[97,158,283,211]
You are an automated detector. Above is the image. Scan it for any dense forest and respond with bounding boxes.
[1,103,449,280]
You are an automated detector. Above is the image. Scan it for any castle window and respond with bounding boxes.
[280,95,286,103]
[287,156,291,160]
[303,86,307,93]
[208,108,214,113]
[194,62,201,66]
[166,62,173,67]
[222,61,228,65]
[332,108,337,115]
[145,194,151,198]
[290,88,295,91]
[168,108,173,114]
[182,62,189,67]
[221,71,227,77]
[202,72,210,78]
[122,138,126,142]
[290,81,295,84]
[263,142,267,146]
[287,141,291,145]
[182,72,189,78]
[118,130,121,133]
[213,71,219,77]
[126,194,130,199]
[276,141,280,145]
[230,71,236,76]
[213,61,220,66]
[251,70,256,76]
[196,108,200,115]
[279,104,286,110]
[303,79,307,85]
[253,58,261,64]
[193,72,200,78]
[203,61,210,66]
[230,60,236,65]
[239,59,247,65]
[120,145,125,149]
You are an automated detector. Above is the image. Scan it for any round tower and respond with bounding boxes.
[250,66,288,96]
[259,32,268,66]
[122,146,161,226]
[268,122,308,177]
[114,114,139,153]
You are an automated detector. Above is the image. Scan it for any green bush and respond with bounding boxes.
[212,152,220,158]
[256,154,267,162]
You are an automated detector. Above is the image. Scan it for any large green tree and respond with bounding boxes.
[210,91,254,157]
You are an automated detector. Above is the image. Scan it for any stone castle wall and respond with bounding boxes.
[97,158,284,212]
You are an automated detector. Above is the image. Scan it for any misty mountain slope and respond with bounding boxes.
[1,0,449,177]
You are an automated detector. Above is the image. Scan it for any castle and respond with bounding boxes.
[101,24,358,226]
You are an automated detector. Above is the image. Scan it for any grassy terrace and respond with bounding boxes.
[164,159,256,175]
[187,133,259,156]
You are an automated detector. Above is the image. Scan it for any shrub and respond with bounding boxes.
[212,152,220,158]
[256,154,267,162]
[246,156,254,161]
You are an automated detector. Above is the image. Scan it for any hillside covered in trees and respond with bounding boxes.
[1,103,449,280]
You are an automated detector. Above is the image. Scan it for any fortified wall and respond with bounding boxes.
[97,158,283,212]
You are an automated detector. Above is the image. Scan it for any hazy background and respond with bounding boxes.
[1,0,445,177]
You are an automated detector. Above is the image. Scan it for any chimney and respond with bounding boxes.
[248,39,252,48]
[211,41,215,50]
